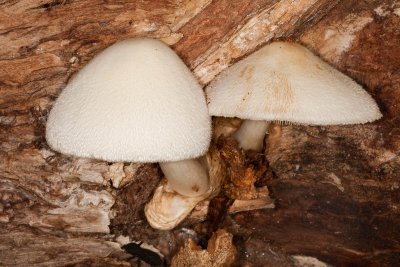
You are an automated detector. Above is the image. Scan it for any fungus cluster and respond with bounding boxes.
[46,38,382,231]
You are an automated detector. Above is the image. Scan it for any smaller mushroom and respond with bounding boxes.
[46,38,212,229]
[206,42,382,151]
[145,144,224,230]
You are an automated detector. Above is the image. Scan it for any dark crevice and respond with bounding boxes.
[31,0,69,10]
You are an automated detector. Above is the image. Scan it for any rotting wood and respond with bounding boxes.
[1,0,398,265]
[171,229,236,267]
[189,186,274,222]
[0,225,129,267]
[190,0,341,85]
[228,0,400,266]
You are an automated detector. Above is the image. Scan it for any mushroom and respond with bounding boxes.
[206,42,382,151]
[145,143,224,230]
[46,38,212,227]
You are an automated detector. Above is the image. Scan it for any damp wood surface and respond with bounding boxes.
[1,0,400,266]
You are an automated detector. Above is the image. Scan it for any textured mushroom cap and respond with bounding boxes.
[206,42,382,125]
[46,38,211,162]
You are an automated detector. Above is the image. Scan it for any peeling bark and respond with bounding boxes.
[0,225,128,267]
[190,0,341,84]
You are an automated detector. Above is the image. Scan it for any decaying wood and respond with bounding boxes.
[171,229,236,267]
[215,136,271,200]
[228,1,400,266]
[1,0,399,266]
[181,0,342,84]
[0,225,129,267]
[189,186,274,222]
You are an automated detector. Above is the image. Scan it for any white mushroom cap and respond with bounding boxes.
[46,38,211,162]
[206,42,382,125]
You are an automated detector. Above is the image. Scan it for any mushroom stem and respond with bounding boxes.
[233,120,270,151]
[159,159,209,197]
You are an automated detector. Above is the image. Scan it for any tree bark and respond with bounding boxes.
[1,0,399,266]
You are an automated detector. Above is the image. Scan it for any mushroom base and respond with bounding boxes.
[159,159,209,197]
[233,120,270,151]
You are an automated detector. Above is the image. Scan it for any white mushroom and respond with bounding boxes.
[206,42,382,151]
[145,144,224,230]
[46,38,212,225]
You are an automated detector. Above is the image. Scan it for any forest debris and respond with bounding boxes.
[105,163,125,188]
[189,186,274,221]
[229,186,275,213]
[292,255,329,267]
[110,164,161,229]
[327,173,345,192]
[104,163,144,189]
[171,229,236,267]
[217,136,271,200]
[183,117,275,224]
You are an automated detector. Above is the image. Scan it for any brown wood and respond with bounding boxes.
[229,0,400,266]
[1,0,399,266]
[171,229,236,267]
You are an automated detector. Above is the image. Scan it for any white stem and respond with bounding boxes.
[233,120,270,151]
[159,159,209,197]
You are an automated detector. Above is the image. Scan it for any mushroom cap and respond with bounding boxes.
[46,38,211,162]
[206,42,382,125]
